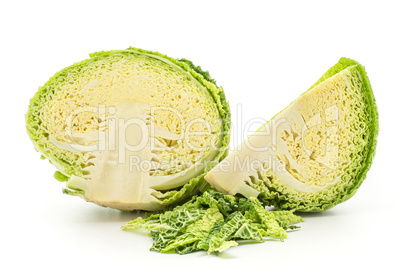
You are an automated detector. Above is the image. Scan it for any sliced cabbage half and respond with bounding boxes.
[26,48,230,211]
[205,58,378,211]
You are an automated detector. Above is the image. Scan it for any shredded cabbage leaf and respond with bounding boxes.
[121,191,303,254]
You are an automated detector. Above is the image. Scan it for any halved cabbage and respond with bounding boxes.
[26,48,230,211]
[205,58,378,211]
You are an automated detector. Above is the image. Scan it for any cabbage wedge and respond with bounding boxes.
[205,58,378,211]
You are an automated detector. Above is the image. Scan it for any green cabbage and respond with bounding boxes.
[205,58,379,211]
[26,48,231,211]
[121,191,303,254]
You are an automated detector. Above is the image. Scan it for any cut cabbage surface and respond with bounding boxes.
[26,48,230,211]
[205,58,378,211]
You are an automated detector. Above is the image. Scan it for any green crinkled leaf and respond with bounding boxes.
[161,233,199,253]
[175,241,199,255]
[271,210,304,230]
[186,208,224,238]
[208,211,246,253]
[150,229,178,252]
[161,208,224,253]
[121,217,146,230]
[252,198,287,239]
[200,191,235,216]
[233,222,264,242]
[210,240,238,253]
[159,207,206,230]
[197,220,225,251]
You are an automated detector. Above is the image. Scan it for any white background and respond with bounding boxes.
[1,0,401,273]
